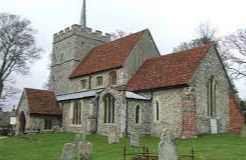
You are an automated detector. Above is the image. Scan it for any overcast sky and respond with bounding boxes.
[1,0,246,110]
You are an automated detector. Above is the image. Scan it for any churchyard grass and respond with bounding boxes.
[0,133,246,160]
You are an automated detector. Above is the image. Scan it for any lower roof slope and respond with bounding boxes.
[25,88,61,115]
[126,44,213,91]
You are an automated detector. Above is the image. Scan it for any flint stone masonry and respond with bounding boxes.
[62,98,95,133]
[127,99,151,135]
[150,88,183,138]
[78,141,92,160]
[190,47,230,134]
[15,93,60,135]
[158,129,177,160]
[70,68,126,92]
[49,24,111,95]
[61,143,75,160]
[97,88,126,136]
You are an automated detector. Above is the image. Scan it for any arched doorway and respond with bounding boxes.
[19,111,26,133]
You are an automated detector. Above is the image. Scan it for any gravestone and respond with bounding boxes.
[61,143,75,160]
[241,125,246,138]
[130,132,139,147]
[158,129,177,160]
[52,125,61,132]
[108,126,120,144]
[74,133,87,158]
[78,141,92,160]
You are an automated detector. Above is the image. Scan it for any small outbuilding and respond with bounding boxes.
[16,88,61,134]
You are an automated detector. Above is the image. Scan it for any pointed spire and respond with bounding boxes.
[80,0,86,27]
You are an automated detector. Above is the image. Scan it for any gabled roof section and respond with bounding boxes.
[25,88,61,115]
[69,29,147,78]
[126,44,213,91]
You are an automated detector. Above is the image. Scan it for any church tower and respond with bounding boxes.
[49,0,111,95]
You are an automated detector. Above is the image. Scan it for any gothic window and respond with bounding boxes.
[208,76,217,117]
[103,94,115,123]
[81,79,87,89]
[135,105,140,123]
[73,100,82,125]
[155,101,160,121]
[108,71,117,85]
[96,76,103,87]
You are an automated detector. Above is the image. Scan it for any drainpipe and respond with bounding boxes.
[95,93,100,133]
[125,100,129,137]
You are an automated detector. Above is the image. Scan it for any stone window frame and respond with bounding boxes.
[72,100,82,125]
[80,79,88,90]
[207,75,217,117]
[108,70,117,85]
[96,75,104,87]
[154,100,160,122]
[135,104,142,124]
[103,93,115,124]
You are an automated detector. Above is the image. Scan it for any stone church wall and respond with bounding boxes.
[97,88,126,136]
[69,68,126,92]
[190,47,230,134]
[62,97,94,133]
[150,88,183,138]
[16,93,31,135]
[50,25,110,95]
[126,99,151,135]
[29,115,61,131]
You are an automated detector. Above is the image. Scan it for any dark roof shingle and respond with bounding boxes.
[69,29,147,78]
[126,44,213,91]
[25,88,61,115]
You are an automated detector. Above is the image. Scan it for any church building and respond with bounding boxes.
[16,0,244,138]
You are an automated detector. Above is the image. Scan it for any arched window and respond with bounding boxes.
[104,94,115,123]
[208,76,217,117]
[73,100,82,125]
[135,105,140,123]
[108,71,117,85]
[156,101,160,121]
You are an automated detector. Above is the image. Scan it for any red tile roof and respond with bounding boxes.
[25,88,61,115]
[126,44,213,91]
[69,29,147,78]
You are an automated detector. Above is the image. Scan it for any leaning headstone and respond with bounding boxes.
[78,141,92,160]
[130,132,140,147]
[52,125,60,133]
[61,143,75,160]
[158,129,177,160]
[108,126,120,144]
[241,125,246,138]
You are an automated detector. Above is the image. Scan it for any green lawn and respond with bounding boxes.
[0,133,246,160]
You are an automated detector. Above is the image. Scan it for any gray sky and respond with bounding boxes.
[1,0,246,109]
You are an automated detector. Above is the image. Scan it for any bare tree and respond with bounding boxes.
[111,29,130,40]
[0,13,41,102]
[221,29,246,79]
[173,23,217,51]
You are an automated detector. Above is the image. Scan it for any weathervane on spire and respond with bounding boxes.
[80,0,86,27]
